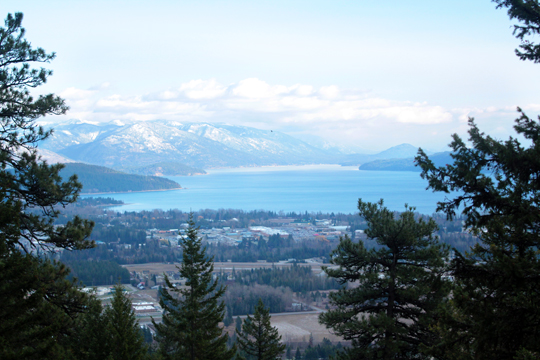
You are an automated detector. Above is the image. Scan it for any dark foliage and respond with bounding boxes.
[65,260,130,286]
[493,0,540,62]
[416,112,540,359]
[76,197,124,206]
[69,285,147,360]
[153,215,235,360]
[236,298,285,360]
[301,338,343,360]
[60,162,180,193]
[231,264,341,292]
[320,200,451,360]
[224,284,292,316]
[0,12,94,359]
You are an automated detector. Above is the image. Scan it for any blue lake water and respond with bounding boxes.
[83,165,450,215]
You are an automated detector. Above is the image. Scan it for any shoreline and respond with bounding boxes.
[80,187,183,196]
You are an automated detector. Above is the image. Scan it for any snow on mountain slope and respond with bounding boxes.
[52,121,277,168]
[177,122,328,157]
[42,120,419,169]
[37,149,76,164]
[40,121,122,151]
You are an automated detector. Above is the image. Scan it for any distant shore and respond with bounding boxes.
[80,187,183,196]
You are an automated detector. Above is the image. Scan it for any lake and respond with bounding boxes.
[83,165,450,215]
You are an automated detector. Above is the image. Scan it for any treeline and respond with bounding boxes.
[61,225,335,265]
[208,238,336,263]
[61,223,475,267]
[59,206,477,256]
[61,240,180,265]
[55,203,478,266]
[75,197,124,207]
[297,338,344,360]
[223,284,293,316]
[90,223,147,245]
[64,208,358,231]
[65,260,130,286]
[230,264,341,292]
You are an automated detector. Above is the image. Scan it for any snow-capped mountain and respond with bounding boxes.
[39,120,427,169]
[39,120,335,169]
[41,120,123,152]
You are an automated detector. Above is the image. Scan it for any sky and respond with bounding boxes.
[3,0,540,152]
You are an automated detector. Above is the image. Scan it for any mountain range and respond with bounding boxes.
[39,120,434,170]
[358,151,453,172]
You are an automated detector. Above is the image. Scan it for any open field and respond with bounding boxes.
[122,261,343,344]
[270,313,342,343]
[123,261,326,275]
[139,312,343,344]
[221,312,343,344]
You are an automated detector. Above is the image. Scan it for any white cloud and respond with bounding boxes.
[386,105,452,124]
[55,78,538,151]
[318,85,340,99]
[178,79,227,99]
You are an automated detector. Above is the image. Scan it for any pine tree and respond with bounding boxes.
[104,284,147,360]
[0,11,94,255]
[0,12,94,359]
[236,316,243,332]
[153,214,235,360]
[294,347,302,360]
[224,307,234,327]
[416,112,540,359]
[319,199,451,360]
[69,285,147,360]
[67,296,110,360]
[236,298,285,360]
[285,346,292,360]
[492,0,540,62]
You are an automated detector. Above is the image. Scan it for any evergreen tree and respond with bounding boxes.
[236,316,244,332]
[153,214,235,360]
[104,284,147,360]
[67,296,110,360]
[493,0,540,62]
[0,11,94,255]
[224,307,234,327]
[319,199,451,360]
[236,298,285,360]
[416,112,540,359]
[69,285,147,360]
[286,347,292,360]
[0,12,94,359]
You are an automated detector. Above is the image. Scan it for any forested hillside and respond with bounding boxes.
[60,163,181,193]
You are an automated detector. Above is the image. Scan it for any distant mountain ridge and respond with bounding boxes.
[339,143,431,166]
[40,120,430,169]
[359,152,453,172]
[41,120,334,169]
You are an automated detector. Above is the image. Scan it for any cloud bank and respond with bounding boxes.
[56,78,535,152]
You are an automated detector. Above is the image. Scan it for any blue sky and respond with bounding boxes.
[3,0,539,152]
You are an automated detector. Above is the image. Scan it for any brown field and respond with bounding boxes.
[270,313,342,343]
[125,262,342,344]
[222,312,343,344]
[123,261,325,274]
